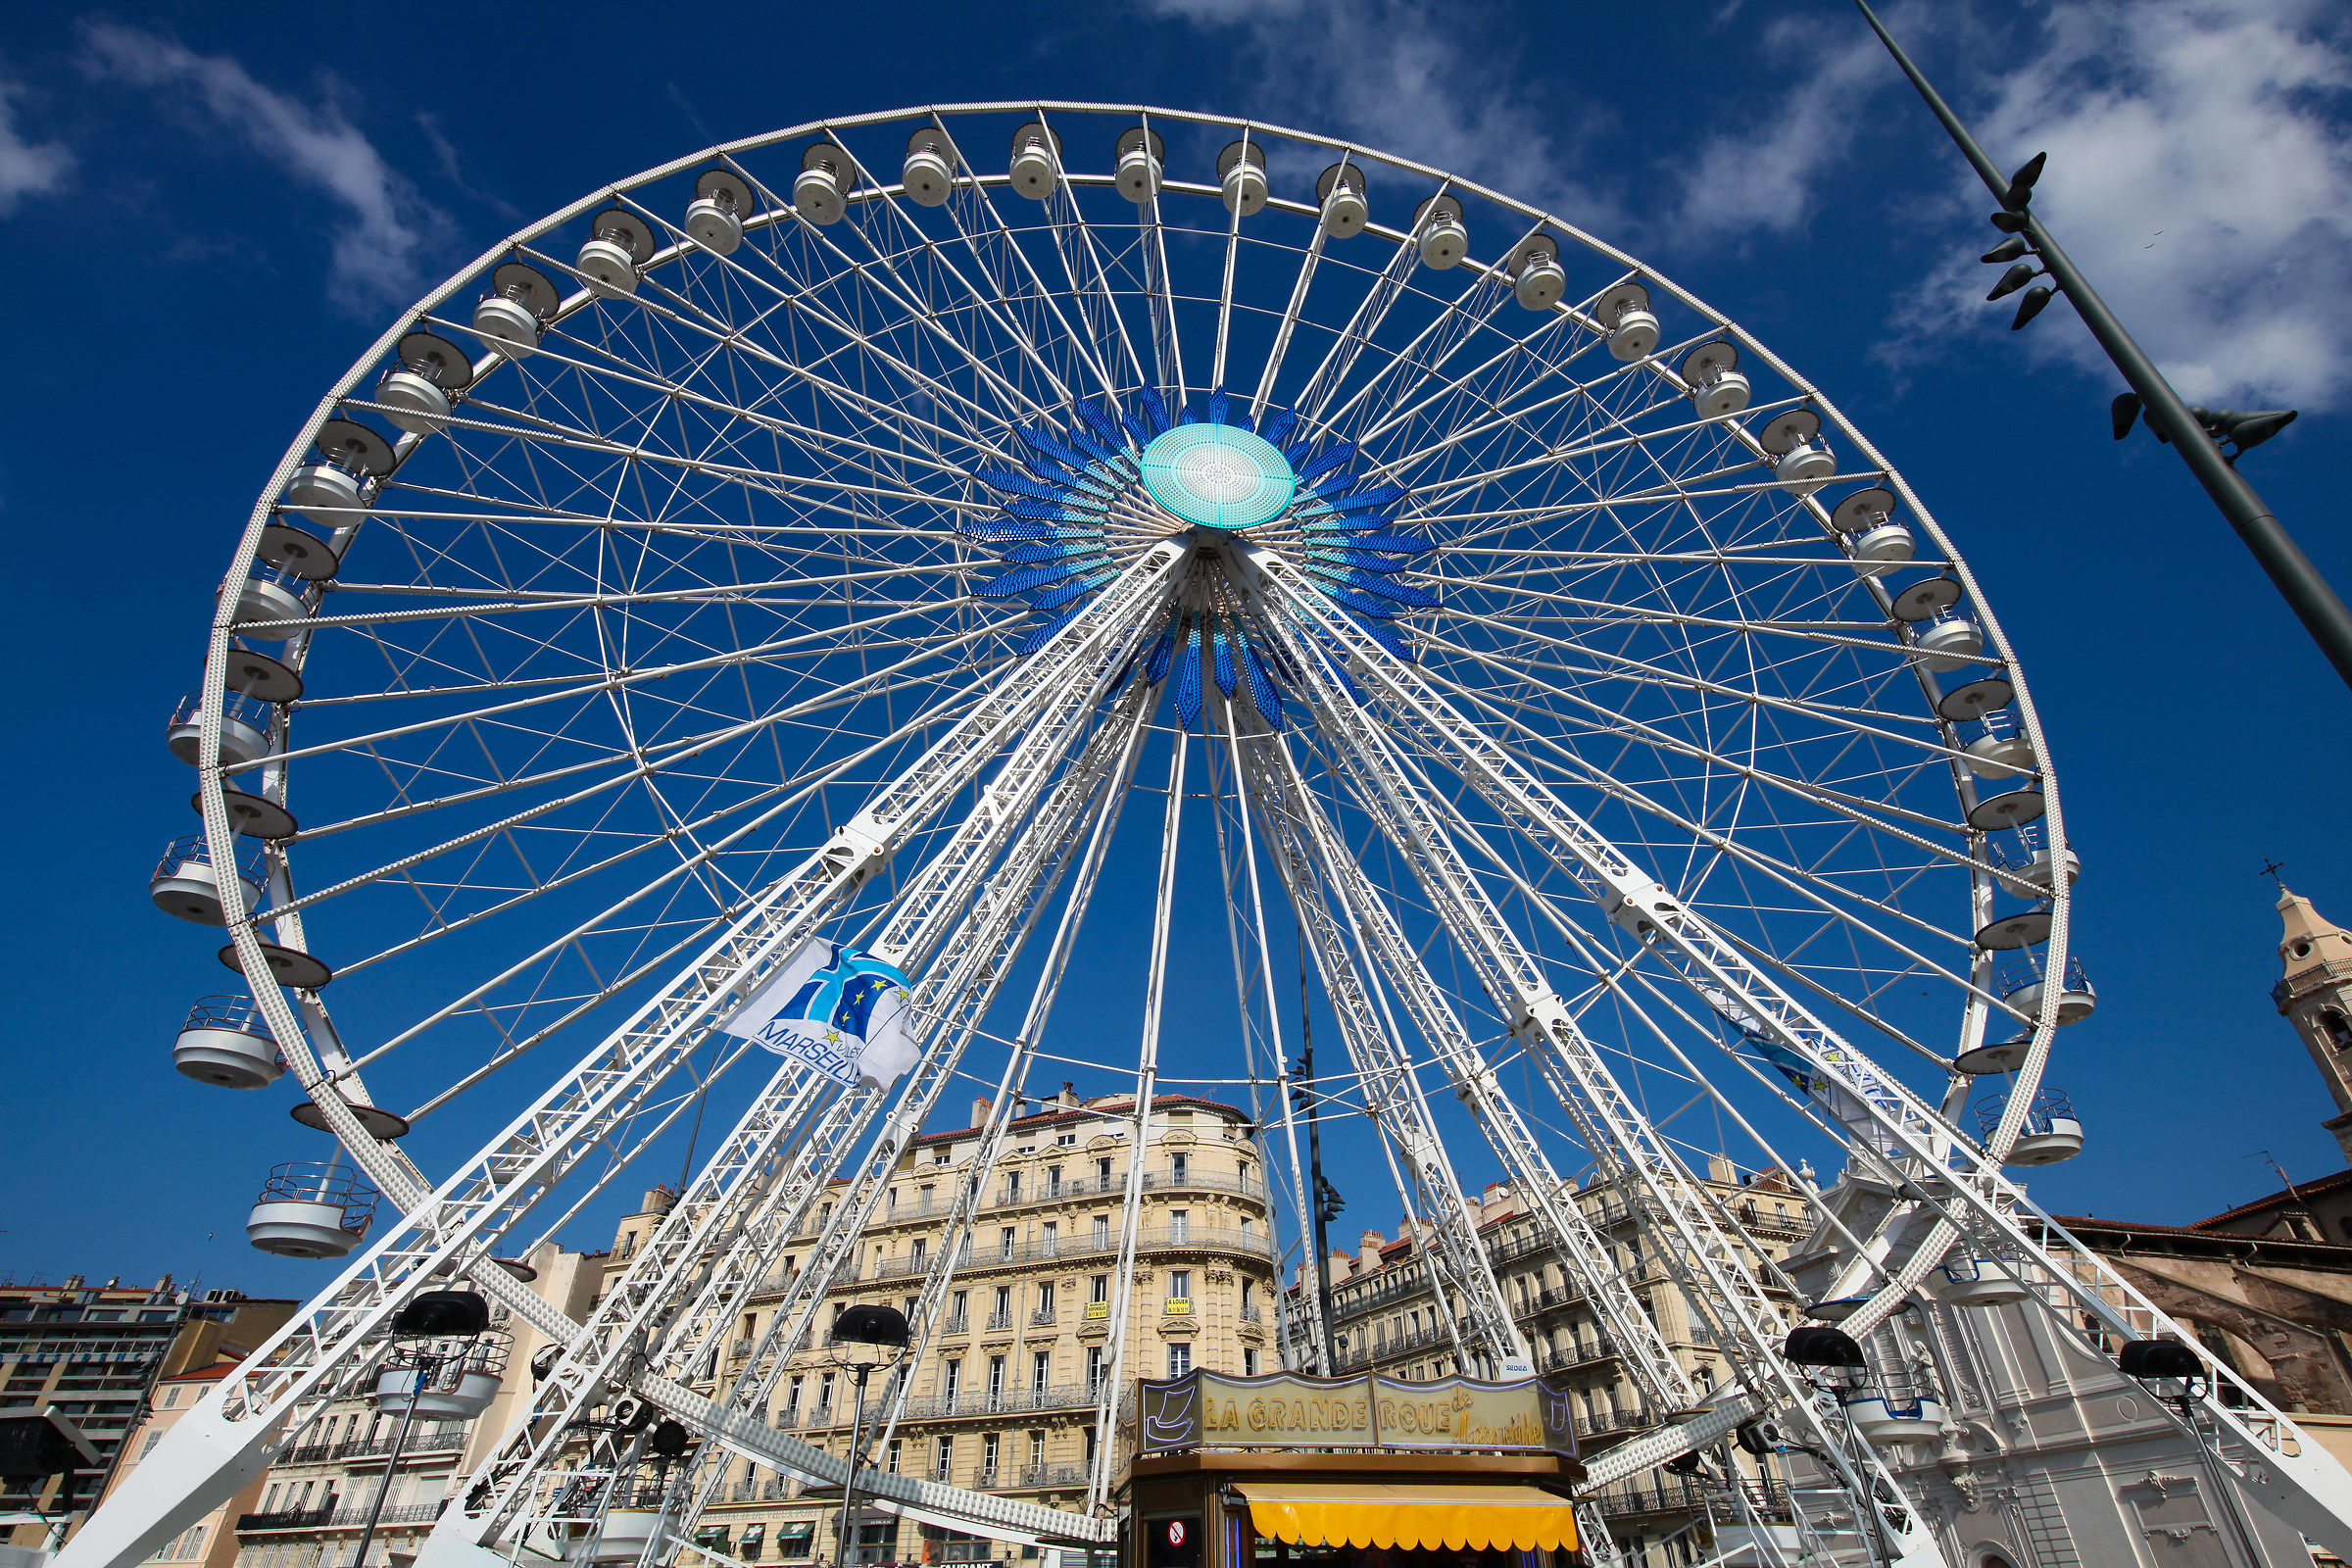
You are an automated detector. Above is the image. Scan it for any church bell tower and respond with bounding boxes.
[2274,887,2352,1164]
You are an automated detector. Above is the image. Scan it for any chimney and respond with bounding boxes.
[641,1187,677,1216]
[1707,1154,1737,1184]
[971,1098,993,1131]
[1359,1231,1386,1272]
[1058,1082,1081,1108]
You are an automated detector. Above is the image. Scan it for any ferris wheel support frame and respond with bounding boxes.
[442,599,1179,1558]
[434,671,1168,1566]
[1242,544,2352,1553]
[60,541,1186,1568]
[1239,713,1691,1408]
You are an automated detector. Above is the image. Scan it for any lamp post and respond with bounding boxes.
[1782,1327,1894,1568]
[829,1305,909,1568]
[1852,0,2352,693]
[2120,1340,2265,1568]
[353,1291,488,1568]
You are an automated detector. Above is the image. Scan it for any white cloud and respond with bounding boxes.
[1133,0,1623,232]
[81,24,452,311]
[1834,1,2352,412]
[1957,0,2352,410]
[1668,14,1890,237]
[0,74,72,214]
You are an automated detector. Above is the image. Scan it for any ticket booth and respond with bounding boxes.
[1120,1370,1586,1568]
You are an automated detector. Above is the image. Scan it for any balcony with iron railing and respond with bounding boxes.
[236,1501,337,1534]
[869,1224,1272,1281]
[1015,1463,1090,1490]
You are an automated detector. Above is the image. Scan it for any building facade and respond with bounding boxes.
[221,1240,604,1568]
[1299,1159,1808,1561]
[672,1087,1275,1568]
[0,1278,295,1550]
[87,1362,265,1568]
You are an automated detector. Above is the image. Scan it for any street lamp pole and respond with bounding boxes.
[1852,0,2352,693]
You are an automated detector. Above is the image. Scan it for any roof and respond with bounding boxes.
[2184,1167,2352,1232]
[909,1093,1247,1148]
[159,1363,241,1385]
[2046,1212,2352,1267]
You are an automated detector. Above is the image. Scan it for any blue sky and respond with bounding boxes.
[1,0,2349,1299]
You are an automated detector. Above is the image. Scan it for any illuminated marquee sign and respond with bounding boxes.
[1135,1369,1577,1458]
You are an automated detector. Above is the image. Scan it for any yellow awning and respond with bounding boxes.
[1234,1482,1580,1552]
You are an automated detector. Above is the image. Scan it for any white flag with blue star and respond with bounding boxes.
[722,938,916,1089]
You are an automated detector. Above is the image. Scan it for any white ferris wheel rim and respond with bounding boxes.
[88,98,2352,1568]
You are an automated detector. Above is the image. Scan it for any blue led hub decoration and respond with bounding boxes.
[967,386,1437,730]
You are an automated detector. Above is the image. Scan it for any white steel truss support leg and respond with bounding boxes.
[849,688,1154,1464]
[1200,724,1320,1372]
[447,677,1167,1560]
[1226,710,1522,1377]
[74,548,1191,1568]
[1245,543,2352,1556]
[1085,727,1188,1515]
[1244,715,1689,1409]
[1235,551,1943,1565]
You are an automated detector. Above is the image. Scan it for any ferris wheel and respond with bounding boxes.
[85,102,2352,1568]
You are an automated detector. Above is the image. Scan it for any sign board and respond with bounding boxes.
[1136,1369,1577,1459]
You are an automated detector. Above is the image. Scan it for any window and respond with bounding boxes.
[1093,1215,1110,1249]
[1033,1350,1051,1391]
[1036,1282,1054,1316]
[1087,1347,1105,1395]
[934,1435,954,1480]
[1000,1228,1017,1260]
[618,1232,637,1260]
[1057,1132,1077,1147]
[1041,1221,1058,1254]
[944,1360,962,1405]
[910,1239,927,1267]
[1006,1171,1023,1200]
[1167,1270,1192,1312]
[1169,1209,1190,1245]
[886,1439,903,1475]
[777,1524,815,1559]
[1243,1348,1259,1376]
[1047,1165,1062,1194]
[1167,1343,1192,1378]
[162,1387,180,1410]
[1030,1432,1047,1467]
[1097,1156,1113,1184]
[818,1372,836,1410]
[1091,1274,1109,1303]
[988,1355,1006,1405]
[1168,1152,1189,1185]
[887,1188,899,1211]
[785,1375,804,1420]
[994,1286,1013,1325]
[2325,1009,2352,1050]
[137,1430,162,1459]
[934,1149,952,1165]
[920,1184,935,1206]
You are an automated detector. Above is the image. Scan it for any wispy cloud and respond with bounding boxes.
[80,23,453,312]
[1904,0,2352,411]
[1133,0,1623,233]
[1668,13,1889,237]
[0,72,72,214]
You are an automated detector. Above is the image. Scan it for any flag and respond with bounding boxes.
[721,938,916,1089]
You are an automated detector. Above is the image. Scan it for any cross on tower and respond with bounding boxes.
[2262,858,2288,892]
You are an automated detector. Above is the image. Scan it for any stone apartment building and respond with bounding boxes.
[659,1086,1276,1568]
[0,1278,296,1550]
[1300,1160,1809,1562]
[217,1240,604,1568]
